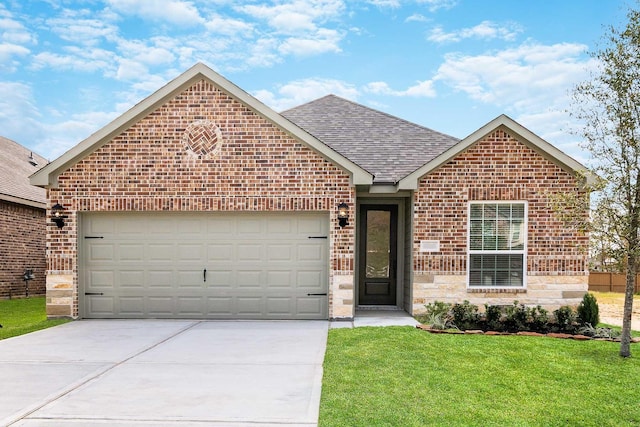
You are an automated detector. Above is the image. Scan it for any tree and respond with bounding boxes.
[571,6,640,357]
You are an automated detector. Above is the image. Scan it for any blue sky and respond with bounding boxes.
[0,0,630,162]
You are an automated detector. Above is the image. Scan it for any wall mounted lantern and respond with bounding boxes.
[51,203,67,229]
[337,202,349,228]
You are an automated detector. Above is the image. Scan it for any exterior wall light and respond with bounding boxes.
[337,202,349,228]
[51,203,67,229]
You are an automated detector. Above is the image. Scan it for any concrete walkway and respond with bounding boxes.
[0,320,328,426]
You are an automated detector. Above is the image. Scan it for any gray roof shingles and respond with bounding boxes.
[0,136,47,205]
[281,95,460,184]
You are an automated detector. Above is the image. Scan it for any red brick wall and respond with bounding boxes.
[0,200,46,298]
[413,128,588,276]
[48,79,355,317]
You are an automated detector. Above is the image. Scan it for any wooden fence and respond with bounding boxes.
[589,272,640,293]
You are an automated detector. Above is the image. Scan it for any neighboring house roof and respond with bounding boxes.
[0,136,46,208]
[30,63,373,188]
[398,114,593,190]
[281,95,460,184]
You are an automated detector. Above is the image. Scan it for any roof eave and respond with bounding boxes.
[30,63,373,188]
[398,114,593,190]
[0,193,46,209]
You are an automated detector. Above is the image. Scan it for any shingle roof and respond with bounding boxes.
[0,136,47,207]
[281,95,460,184]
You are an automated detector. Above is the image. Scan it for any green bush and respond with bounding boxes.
[553,305,577,333]
[451,300,480,330]
[484,304,504,331]
[577,293,600,327]
[420,301,454,329]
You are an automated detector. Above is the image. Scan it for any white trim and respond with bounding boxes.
[0,193,46,209]
[466,200,528,290]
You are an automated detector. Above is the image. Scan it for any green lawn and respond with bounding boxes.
[0,297,70,340]
[320,326,640,427]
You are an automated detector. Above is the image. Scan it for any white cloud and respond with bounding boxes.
[107,0,204,26]
[0,81,43,148]
[417,0,458,12]
[31,48,116,73]
[279,28,342,56]
[204,13,254,36]
[238,0,345,35]
[428,20,523,43]
[0,43,30,71]
[46,13,119,46]
[365,0,401,7]
[365,80,436,97]
[405,13,428,23]
[254,78,358,111]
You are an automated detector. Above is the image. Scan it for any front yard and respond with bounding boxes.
[320,326,640,427]
[0,297,70,340]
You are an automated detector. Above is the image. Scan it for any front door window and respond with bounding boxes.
[359,205,398,305]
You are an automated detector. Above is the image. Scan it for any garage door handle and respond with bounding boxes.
[308,236,327,239]
[85,292,104,296]
[307,293,327,296]
[204,268,207,282]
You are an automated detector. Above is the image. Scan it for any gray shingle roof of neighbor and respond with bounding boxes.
[281,95,460,184]
[0,136,47,207]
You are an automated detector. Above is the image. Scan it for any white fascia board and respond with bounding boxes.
[31,63,373,188]
[0,193,46,209]
[398,114,594,190]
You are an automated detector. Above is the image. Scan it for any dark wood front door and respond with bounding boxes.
[358,205,398,306]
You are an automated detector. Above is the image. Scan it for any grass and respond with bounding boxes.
[0,297,70,340]
[320,326,640,427]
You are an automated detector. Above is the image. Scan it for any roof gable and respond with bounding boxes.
[398,114,593,190]
[282,95,459,184]
[0,136,46,207]
[31,63,372,188]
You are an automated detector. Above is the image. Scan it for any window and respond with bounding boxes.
[468,202,526,288]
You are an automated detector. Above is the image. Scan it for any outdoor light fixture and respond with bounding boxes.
[337,202,349,228]
[51,203,67,229]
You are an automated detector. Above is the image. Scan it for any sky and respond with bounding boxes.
[0,0,632,163]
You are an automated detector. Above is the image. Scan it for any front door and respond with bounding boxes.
[358,205,398,306]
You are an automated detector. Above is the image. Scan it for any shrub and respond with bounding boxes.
[420,301,454,330]
[451,300,480,330]
[484,304,504,331]
[577,323,620,339]
[553,305,577,333]
[577,293,600,327]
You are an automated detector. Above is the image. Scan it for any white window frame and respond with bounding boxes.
[467,201,528,289]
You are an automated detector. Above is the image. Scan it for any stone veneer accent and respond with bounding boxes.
[0,200,46,298]
[46,79,355,319]
[412,129,589,313]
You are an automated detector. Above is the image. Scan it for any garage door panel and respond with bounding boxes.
[86,296,115,316]
[119,297,145,316]
[266,271,292,287]
[148,244,174,262]
[297,244,324,261]
[119,270,145,288]
[296,270,323,288]
[82,212,328,319]
[237,244,262,261]
[119,244,144,261]
[89,271,114,288]
[89,244,114,262]
[148,270,174,287]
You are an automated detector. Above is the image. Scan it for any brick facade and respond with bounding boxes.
[46,79,356,319]
[412,129,589,312]
[0,200,46,298]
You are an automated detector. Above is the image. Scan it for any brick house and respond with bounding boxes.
[1,136,48,298]
[31,63,590,320]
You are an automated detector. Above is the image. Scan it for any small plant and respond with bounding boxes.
[503,301,529,332]
[577,323,621,339]
[553,305,577,333]
[577,293,600,327]
[484,304,504,331]
[420,301,454,329]
[451,300,480,330]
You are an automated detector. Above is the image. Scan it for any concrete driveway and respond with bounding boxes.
[0,320,328,426]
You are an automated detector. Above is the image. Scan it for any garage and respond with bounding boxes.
[80,212,329,319]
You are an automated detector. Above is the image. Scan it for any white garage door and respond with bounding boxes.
[80,212,329,319]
